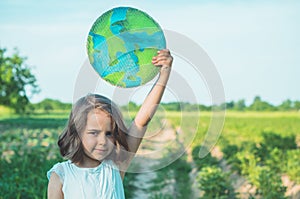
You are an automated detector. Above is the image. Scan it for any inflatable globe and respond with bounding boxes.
[87,7,166,88]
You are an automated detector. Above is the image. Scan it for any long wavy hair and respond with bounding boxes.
[58,93,129,164]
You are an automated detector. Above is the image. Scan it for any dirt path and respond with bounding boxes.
[129,119,202,198]
[130,119,178,198]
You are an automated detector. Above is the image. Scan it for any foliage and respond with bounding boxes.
[123,172,138,199]
[0,111,299,198]
[119,97,300,114]
[0,104,14,115]
[123,162,141,199]
[222,132,298,176]
[0,127,62,199]
[192,145,219,170]
[197,166,236,199]
[223,132,297,198]
[264,147,285,173]
[285,149,300,184]
[149,193,173,199]
[236,151,262,186]
[120,97,300,113]
[149,154,193,198]
[260,132,297,151]
[247,96,276,111]
[237,152,287,198]
[0,47,39,113]
[220,142,242,173]
[255,167,287,199]
[278,99,293,111]
[120,101,140,112]
[32,98,72,113]
[233,99,246,111]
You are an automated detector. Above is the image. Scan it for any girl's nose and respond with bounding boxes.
[97,133,107,145]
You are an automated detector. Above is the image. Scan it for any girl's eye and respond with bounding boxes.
[105,131,112,137]
[89,131,98,136]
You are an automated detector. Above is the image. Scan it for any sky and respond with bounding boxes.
[1,0,299,106]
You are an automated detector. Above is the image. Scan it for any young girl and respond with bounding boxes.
[47,49,173,198]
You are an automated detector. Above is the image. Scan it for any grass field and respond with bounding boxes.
[0,110,299,198]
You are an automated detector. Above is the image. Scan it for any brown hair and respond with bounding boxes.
[58,93,129,164]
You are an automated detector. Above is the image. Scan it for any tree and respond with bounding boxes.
[33,98,72,111]
[278,99,293,111]
[233,99,246,111]
[0,47,39,113]
[294,101,300,111]
[225,101,234,109]
[248,96,276,111]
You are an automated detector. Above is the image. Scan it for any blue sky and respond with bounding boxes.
[1,0,299,105]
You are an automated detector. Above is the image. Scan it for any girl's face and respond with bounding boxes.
[80,109,115,167]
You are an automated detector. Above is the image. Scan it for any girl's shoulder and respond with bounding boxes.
[47,160,71,183]
[47,160,121,182]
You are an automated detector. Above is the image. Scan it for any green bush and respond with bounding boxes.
[237,151,287,198]
[0,119,63,199]
[261,132,297,152]
[221,143,242,174]
[255,167,287,199]
[0,142,61,199]
[197,166,236,199]
[252,132,297,163]
[265,147,286,173]
[222,132,298,177]
[123,162,141,199]
[192,146,219,170]
[285,149,300,184]
[149,193,173,199]
[236,151,261,186]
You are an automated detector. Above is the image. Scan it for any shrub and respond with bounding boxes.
[197,166,236,199]
[0,143,61,198]
[285,149,300,184]
[192,145,219,170]
[255,167,287,199]
[237,151,287,199]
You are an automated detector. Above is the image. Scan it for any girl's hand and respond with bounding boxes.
[152,49,173,73]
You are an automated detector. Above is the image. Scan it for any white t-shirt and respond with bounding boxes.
[47,159,125,199]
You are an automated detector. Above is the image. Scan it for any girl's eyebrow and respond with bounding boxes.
[87,129,102,132]
[87,129,111,132]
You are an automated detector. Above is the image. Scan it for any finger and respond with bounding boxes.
[157,51,170,57]
[152,54,171,62]
[158,49,170,54]
[152,58,172,65]
[153,55,173,62]
[152,58,172,66]
[152,57,168,62]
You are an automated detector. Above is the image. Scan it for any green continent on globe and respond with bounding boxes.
[104,71,126,87]
[135,49,160,85]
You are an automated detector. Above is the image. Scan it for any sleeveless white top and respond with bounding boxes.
[47,160,125,199]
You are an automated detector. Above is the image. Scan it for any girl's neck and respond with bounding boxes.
[76,156,102,168]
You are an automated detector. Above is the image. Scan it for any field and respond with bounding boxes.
[0,111,299,198]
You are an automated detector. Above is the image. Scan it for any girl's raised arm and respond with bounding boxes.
[127,49,173,154]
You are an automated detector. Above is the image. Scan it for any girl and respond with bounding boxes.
[47,49,173,198]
